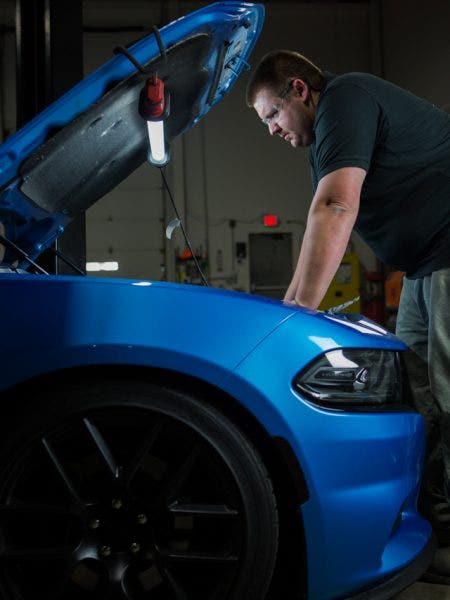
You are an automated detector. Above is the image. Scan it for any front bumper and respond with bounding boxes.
[345,533,435,599]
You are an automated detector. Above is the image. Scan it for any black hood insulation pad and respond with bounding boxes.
[20,33,211,217]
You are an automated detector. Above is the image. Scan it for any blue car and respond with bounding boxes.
[0,2,433,599]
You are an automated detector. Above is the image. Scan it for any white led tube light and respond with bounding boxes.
[147,121,169,166]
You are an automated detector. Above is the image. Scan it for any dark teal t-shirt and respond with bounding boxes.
[309,72,450,277]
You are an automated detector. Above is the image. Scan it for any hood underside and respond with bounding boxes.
[21,34,211,218]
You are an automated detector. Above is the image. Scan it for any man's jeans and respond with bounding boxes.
[396,268,450,541]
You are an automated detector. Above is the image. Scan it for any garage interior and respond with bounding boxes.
[0,0,449,598]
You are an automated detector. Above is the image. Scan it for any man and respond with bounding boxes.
[246,50,450,574]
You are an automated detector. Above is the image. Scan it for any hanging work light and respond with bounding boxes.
[139,75,170,166]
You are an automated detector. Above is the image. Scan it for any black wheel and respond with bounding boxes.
[0,379,278,600]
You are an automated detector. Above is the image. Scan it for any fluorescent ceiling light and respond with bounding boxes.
[86,261,119,272]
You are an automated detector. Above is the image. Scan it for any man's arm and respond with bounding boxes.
[284,166,366,309]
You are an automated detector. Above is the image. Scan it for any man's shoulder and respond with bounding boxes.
[316,72,383,118]
[325,71,385,94]
[318,72,393,117]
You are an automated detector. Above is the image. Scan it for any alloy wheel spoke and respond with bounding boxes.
[165,550,239,565]
[168,501,238,518]
[1,561,70,600]
[109,577,133,600]
[83,418,121,479]
[161,443,201,503]
[163,567,190,600]
[0,571,27,600]
[0,502,79,519]
[0,544,74,561]
[41,438,86,512]
[110,592,131,600]
[126,419,165,485]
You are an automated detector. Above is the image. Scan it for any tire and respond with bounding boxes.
[0,378,279,600]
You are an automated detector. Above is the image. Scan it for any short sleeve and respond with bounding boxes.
[313,82,381,181]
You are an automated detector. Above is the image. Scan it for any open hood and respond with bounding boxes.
[0,1,264,268]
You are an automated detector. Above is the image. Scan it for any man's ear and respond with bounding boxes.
[292,78,309,102]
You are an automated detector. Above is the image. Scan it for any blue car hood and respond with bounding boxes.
[0,1,264,266]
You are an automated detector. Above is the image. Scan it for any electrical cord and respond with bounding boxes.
[114,30,207,286]
[159,167,209,287]
[52,247,86,275]
[113,25,167,74]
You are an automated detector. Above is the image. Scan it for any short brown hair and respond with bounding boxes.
[245,50,325,106]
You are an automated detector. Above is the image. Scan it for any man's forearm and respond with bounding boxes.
[289,202,356,308]
[283,167,365,309]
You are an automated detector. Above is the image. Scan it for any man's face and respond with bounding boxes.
[253,79,316,147]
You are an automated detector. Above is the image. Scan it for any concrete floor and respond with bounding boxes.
[392,582,450,599]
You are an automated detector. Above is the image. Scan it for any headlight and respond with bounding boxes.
[293,349,408,410]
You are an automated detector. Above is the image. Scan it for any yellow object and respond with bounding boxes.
[319,253,361,313]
